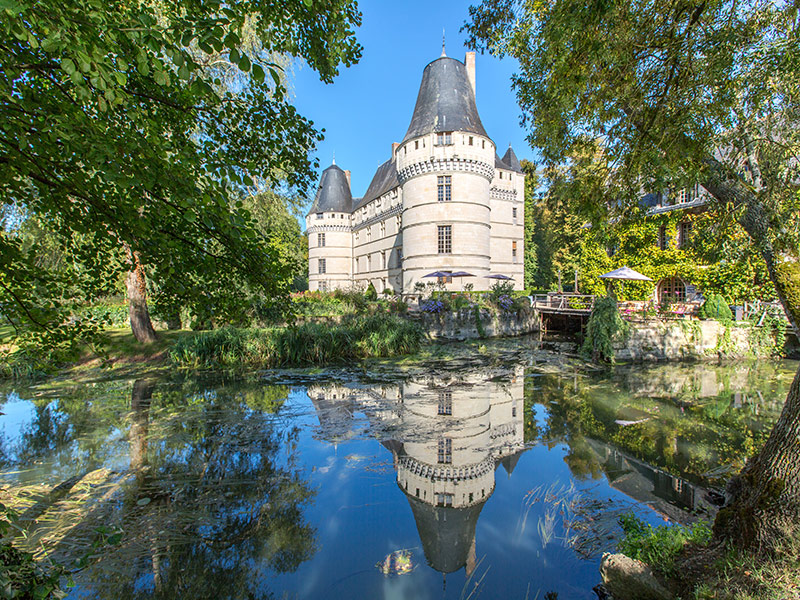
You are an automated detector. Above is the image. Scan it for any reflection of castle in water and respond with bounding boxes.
[308,367,526,575]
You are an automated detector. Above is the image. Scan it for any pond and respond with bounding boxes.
[1,345,797,599]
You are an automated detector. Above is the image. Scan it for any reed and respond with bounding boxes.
[169,315,425,370]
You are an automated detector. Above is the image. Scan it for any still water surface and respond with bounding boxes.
[1,348,797,599]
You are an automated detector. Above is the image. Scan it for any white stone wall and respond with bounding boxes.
[489,166,525,290]
[306,211,353,292]
[397,132,496,293]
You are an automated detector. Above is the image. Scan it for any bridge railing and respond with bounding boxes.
[531,294,596,312]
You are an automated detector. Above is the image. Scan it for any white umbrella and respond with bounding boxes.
[599,266,652,281]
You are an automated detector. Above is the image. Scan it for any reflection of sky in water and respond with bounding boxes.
[0,359,796,600]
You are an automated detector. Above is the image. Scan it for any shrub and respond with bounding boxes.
[581,295,630,363]
[617,512,711,575]
[489,280,515,302]
[364,283,378,302]
[389,299,409,314]
[699,293,733,322]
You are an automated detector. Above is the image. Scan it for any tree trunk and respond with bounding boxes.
[700,160,800,552]
[125,246,158,343]
[713,364,800,551]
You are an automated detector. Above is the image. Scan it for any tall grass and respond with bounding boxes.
[169,315,425,369]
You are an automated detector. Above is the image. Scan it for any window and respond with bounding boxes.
[316,213,323,220]
[659,277,686,304]
[318,258,326,274]
[435,131,452,145]
[435,493,454,507]
[677,221,692,249]
[512,241,518,263]
[512,207,517,224]
[381,251,386,269]
[468,136,473,146]
[499,172,503,179]
[437,175,452,202]
[438,390,452,415]
[437,275,452,284]
[318,232,326,247]
[380,221,386,237]
[482,140,485,148]
[319,280,327,292]
[658,225,669,250]
[437,225,452,254]
[415,140,419,150]
[437,438,452,464]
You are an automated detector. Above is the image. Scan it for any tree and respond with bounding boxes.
[464,0,800,551]
[1,0,361,343]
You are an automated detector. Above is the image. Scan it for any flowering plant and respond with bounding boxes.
[422,299,445,313]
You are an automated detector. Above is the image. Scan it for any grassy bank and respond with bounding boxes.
[169,314,425,370]
[617,513,800,599]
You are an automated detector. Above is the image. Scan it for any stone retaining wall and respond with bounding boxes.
[415,307,540,341]
[615,320,763,362]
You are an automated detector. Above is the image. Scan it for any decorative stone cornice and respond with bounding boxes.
[490,187,518,202]
[306,224,352,234]
[398,157,494,184]
[398,455,495,482]
[352,204,402,232]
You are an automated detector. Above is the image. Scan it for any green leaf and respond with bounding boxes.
[252,63,265,84]
[238,54,251,72]
[61,57,76,74]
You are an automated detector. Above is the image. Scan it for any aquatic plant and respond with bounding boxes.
[169,315,425,369]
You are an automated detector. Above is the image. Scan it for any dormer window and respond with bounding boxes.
[435,132,452,146]
[316,213,323,219]
[469,136,473,146]
[415,140,419,150]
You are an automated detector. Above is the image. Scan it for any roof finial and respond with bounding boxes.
[332,151,336,166]
[441,28,446,57]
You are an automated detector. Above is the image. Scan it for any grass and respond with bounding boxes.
[618,513,800,600]
[169,314,426,370]
[617,512,712,575]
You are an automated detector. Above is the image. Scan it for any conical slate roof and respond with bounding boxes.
[402,56,488,143]
[406,494,486,574]
[502,146,524,173]
[307,164,353,215]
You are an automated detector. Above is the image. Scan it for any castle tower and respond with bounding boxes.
[305,164,354,291]
[395,51,496,293]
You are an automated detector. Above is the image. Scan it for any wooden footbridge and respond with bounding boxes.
[530,294,596,334]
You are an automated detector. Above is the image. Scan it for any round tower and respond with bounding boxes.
[395,52,496,293]
[305,164,354,292]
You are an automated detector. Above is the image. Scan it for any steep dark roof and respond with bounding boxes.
[502,146,524,173]
[495,153,510,170]
[352,158,399,211]
[406,494,486,574]
[306,164,353,215]
[402,56,488,143]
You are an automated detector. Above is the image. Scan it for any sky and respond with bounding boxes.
[290,0,533,216]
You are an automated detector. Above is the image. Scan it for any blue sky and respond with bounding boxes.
[291,0,534,214]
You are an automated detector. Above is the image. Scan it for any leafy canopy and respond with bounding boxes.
[1,0,361,341]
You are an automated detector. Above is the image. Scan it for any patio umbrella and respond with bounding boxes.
[422,271,453,278]
[599,266,652,281]
[599,266,652,298]
[486,274,514,280]
[450,271,475,291]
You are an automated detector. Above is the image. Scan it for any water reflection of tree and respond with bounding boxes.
[4,377,317,599]
[524,362,793,485]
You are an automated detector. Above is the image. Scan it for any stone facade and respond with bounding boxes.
[306,50,525,294]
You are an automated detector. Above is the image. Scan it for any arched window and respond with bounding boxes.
[658,278,686,304]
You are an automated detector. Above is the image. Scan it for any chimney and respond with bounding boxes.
[344,170,351,187]
[465,52,476,97]
[392,142,400,160]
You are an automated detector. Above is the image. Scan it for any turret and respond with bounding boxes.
[396,52,496,292]
[306,163,354,292]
